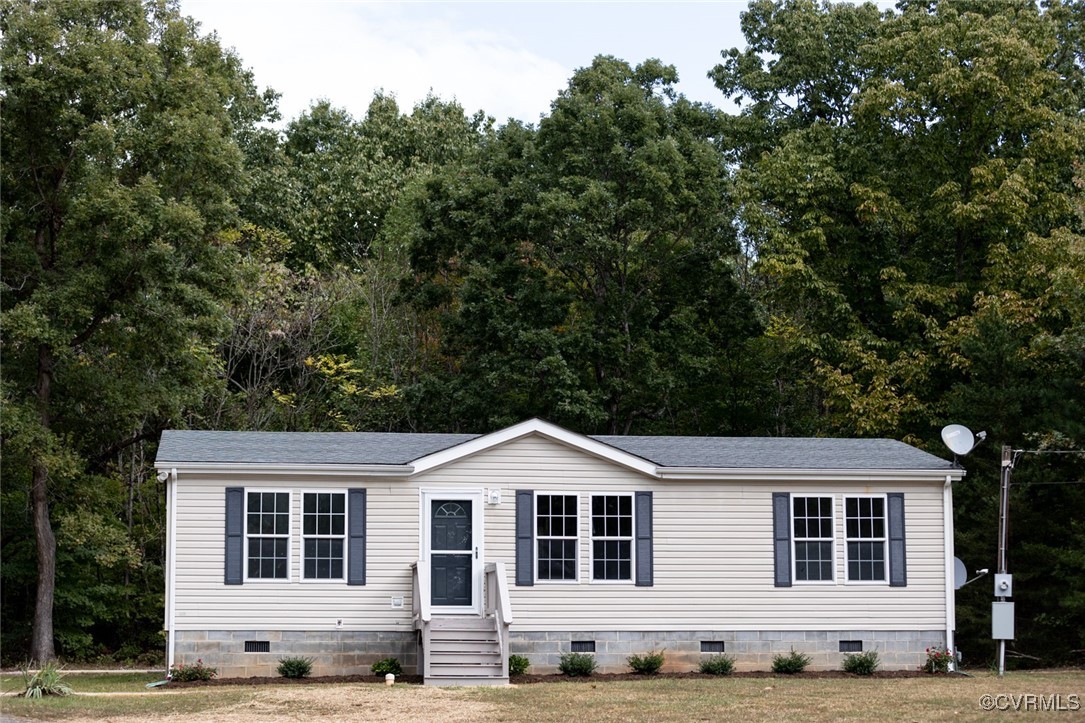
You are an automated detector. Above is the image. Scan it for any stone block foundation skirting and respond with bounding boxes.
[172,628,945,678]
[171,630,417,679]
[508,630,947,674]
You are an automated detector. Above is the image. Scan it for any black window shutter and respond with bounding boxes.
[772,492,792,587]
[225,487,244,585]
[515,490,534,586]
[635,491,654,587]
[348,488,366,586]
[887,492,907,587]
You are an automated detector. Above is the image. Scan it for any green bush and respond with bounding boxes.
[371,657,403,676]
[508,654,530,676]
[558,652,597,677]
[277,656,314,678]
[699,654,736,675]
[168,658,217,682]
[771,649,811,674]
[627,650,665,674]
[842,650,879,676]
[22,661,73,698]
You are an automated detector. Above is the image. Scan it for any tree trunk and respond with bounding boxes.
[30,343,56,664]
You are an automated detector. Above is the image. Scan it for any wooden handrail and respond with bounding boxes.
[485,562,513,625]
[410,561,432,624]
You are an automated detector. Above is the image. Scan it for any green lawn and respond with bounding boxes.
[0,670,1081,722]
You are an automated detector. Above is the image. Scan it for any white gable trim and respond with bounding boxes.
[409,418,660,478]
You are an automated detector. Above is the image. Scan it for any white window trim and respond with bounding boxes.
[243,488,293,583]
[843,493,888,585]
[791,494,836,585]
[589,493,635,585]
[300,489,347,583]
[534,492,580,584]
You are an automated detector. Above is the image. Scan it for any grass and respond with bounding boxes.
[0,670,1080,722]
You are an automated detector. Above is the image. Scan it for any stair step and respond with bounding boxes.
[430,616,494,629]
[429,663,504,677]
[425,676,509,687]
[429,630,498,642]
[430,640,500,652]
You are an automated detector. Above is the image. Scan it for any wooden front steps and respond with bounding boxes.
[424,616,507,686]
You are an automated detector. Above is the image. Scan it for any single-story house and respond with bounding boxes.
[155,418,964,684]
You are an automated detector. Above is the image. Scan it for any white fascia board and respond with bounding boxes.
[155,463,413,477]
[656,467,966,483]
[409,418,660,478]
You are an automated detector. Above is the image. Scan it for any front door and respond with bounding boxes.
[426,494,481,610]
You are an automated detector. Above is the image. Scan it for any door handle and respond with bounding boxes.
[474,547,478,559]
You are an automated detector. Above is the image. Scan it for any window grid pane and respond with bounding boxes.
[537,494,577,581]
[247,493,289,579]
[302,492,346,580]
[792,496,833,582]
[591,495,633,581]
[845,496,887,581]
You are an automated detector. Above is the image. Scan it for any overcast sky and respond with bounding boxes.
[177,1,758,125]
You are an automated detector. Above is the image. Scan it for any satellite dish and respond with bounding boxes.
[941,424,985,457]
[953,557,968,590]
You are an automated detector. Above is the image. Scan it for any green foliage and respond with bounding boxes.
[276,656,314,679]
[627,650,665,675]
[370,658,402,676]
[771,649,811,674]
[508,654,530,676]
[22,661,73,698]
[923,646,954,674]
[168,660,217,682]
[699,655,736,675]
[841,650,879,676]
[558,652,597,677]
[0,0,273,662]
[407,55,761,435]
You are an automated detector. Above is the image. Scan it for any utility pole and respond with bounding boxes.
[994,445,1015,676]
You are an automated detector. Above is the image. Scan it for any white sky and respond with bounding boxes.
[178,1,757,125]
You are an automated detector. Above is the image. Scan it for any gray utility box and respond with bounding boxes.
[992,601,1015,640]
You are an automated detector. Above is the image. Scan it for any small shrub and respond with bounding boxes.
[627,650,665,675]
[699,654,736,675]
[771,648,812,674]
[22,661,73,698]
[371,657,402,676]
[168,658,217,682]
[842,649,879,676]
[508,654,530,676]
[923,645,954,673]
[277,656,314,679]
[558,652,597,677]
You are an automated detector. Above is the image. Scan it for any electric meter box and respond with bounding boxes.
[992,601,1015,640]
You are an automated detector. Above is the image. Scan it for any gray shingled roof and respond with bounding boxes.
[596,436,953,470]
[156,430,478,466]
[156,429,953,471]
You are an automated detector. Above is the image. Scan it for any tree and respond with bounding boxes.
[1,0,273,662]
[408,56,761,434]
[714,0,1085,662]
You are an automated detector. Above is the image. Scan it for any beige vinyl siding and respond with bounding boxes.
[171,434,947,632]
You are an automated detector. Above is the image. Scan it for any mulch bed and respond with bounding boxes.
[162,669,948,688]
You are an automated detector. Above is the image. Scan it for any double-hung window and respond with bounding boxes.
[845,496,886,582]
[591,495,633,581]
[246,491,290,579]
[792,496,834,582]
[536,494,578,581]
[303,492,346,580]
